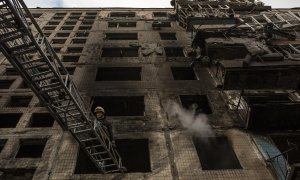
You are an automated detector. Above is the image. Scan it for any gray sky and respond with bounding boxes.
[23,0,299,8]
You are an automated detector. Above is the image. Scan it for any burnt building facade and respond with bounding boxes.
[0,1,300,179]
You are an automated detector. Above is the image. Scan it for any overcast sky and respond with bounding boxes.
[23,0,299,8]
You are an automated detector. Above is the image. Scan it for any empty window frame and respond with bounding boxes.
[171,67,197,80]
[164,47,184,57]
[67,47,83,53]
[64,21,77,25]
[101,47,139,57]
[60,26,74,30]
[62,56,80,62]
[28,113,55,127]
[110,12,136,17]
[0,169,36,179]
[70,12,82,16]
[15,139,47,158]
[0,113,22,128]
[84,16,96,20]
[47,21,60,25]
[43,26,56,31]
[105,33,138,40]
[96,67,141,81]
[115,139,151,172]
[75,32,89,37]
[153,12,167,17]
[3,68,18,75]
[160,33,177,40]
[86,12,97,16]
[0,80,14,89]
[193,136,242,170]
[55,33,70,37]
[108,21,136,28]
[152,21,171,27]
[81,21,94,25]
[7,96,32,107]
[0,139,7,152]
[71,39,87,44]
[78,26,92,30]
[51,39,66,44]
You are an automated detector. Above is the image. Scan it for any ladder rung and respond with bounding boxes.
[68,123,86,129]
[10,42,34,52]
[86,145,103,150]
[33,75,54,82]
[0,4,8,9]
[40,82,61,89]
[90,151,107,156]
[81,137,98,143]
[73,128,92,134]
[96,158,111,162]
[40,86,62,93]
[105,169,122,173]
[1,12,13,17]
[0,33,23,43]
[21,58,45,65]
[12,47,37,55]
[31,70,53,78]
[102,164,116,168]
[23,62,47,70]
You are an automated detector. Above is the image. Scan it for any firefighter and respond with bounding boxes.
[94,106,115,144]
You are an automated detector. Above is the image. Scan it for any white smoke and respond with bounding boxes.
[166,101,215,137]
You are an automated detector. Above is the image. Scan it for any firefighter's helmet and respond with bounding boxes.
[94,106,105,114]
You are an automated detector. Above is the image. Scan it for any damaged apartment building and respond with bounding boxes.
[0,0,300,179]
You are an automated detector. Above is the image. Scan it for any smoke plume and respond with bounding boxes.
[166,101,215,137]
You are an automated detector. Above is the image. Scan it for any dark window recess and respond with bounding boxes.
[4,68,18,75]
[0,169,36,180]
[0,139,7,152]
[102,47,139,57]
[60,26,74,30]
[153,12,167,17]
[84,16,96,20]
[51,39,66,44]
[108,22,136,28]
[43,26,56,31]
[47,21,60,25]
[67,47,83,53]
[0,80,14,89]
[152,21,171,27]
[116,139,151,173]
[64,21,77,25]
[160,33,177,40]
[15,139,47,158]
[53,47,61,53]
[68,16,80,20]
[75,148,101,174]
[78,26,92,30]
[164,47,184,57]
[55,13,67,16]
[7,96,32,107]
[86,12,97,16]
[110,12,135,17]
[56,33,70,37]
[81,21,94,25]
[193,136,242,170]
[75,32,89,37]
[62,56,80,62]
[96,67,141,81]
[18,81,29,89]
[106,33,138,40]
[180,95,212,114]
[72,39,87,44]
[28,113,55,128]
[271,136,300,164]
[0,113,22,128]
[70,12,82,16]
[32,13,42,18]
[171,67,197,80]
[52,16,64,20]
[91,96,144,116]
[59,67,76,75]
[44,32,51,37]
